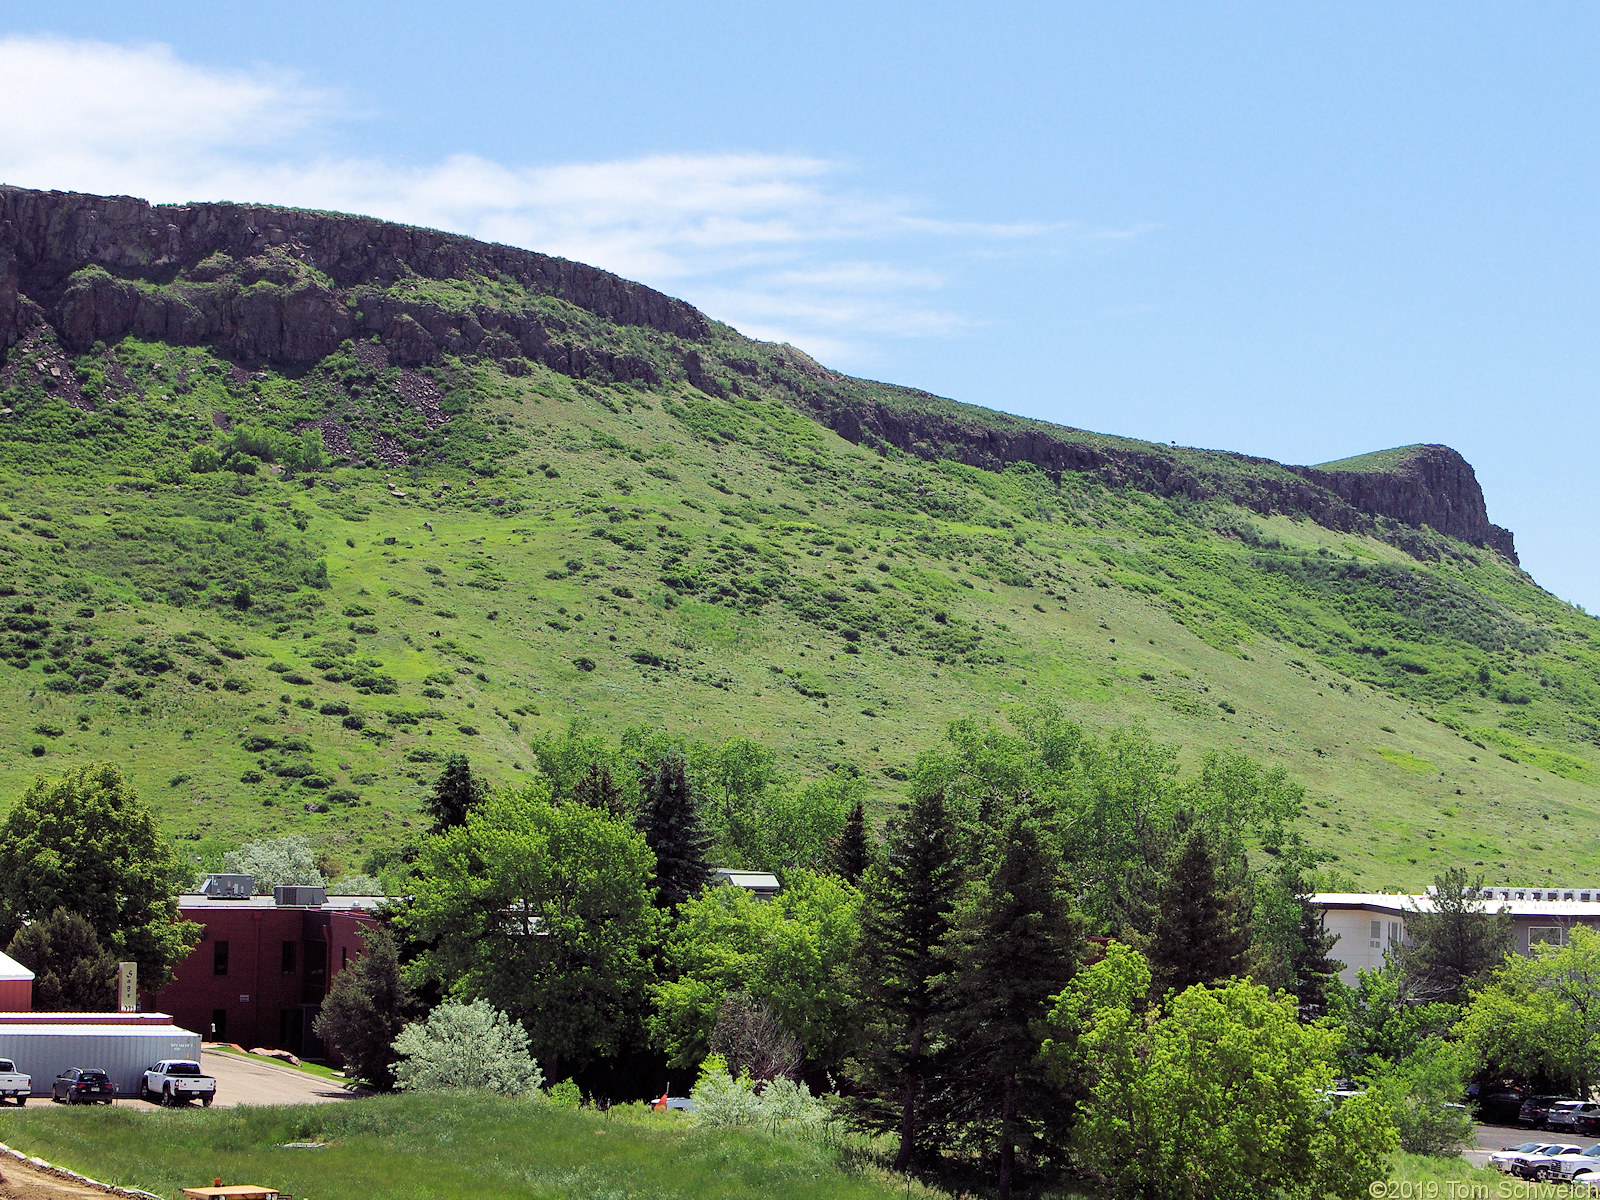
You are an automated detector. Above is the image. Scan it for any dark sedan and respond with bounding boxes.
[1521,1095,1579,1127]
[50,1068,114,1104]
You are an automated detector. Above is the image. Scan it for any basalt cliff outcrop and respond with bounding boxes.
[0,185,1515,561]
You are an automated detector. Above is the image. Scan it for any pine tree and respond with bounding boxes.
[1289,887,1343,1020]
[828,798,871,884]
[572,759,629,819]
[638,751,712,908]
[849,788,965,1171]
[936,812,1081,1200]
[424,754,487,834]
[1392,867,1513,1004]
[1148,814,1249,996]
[313,924,416,1090]
[5,907,118,1011]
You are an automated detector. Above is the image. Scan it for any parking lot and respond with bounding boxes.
[0,1050,355,1111]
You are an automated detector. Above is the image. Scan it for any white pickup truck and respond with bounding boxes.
[0,1059,30,1105]
[141,1059,217,1107]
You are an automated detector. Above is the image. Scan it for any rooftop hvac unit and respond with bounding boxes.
[274,885,326,908]
[199,874,254,899]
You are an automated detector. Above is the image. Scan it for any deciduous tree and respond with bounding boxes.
[0,763,198,989]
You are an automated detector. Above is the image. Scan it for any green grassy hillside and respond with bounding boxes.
[2,195,1598,891]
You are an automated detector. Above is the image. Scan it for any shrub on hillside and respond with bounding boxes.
[392,1000,542,1095]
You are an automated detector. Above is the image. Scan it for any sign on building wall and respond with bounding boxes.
[118,962,137,1013]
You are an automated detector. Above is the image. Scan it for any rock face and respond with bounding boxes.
[0,185,705,377]
[796,391,1518,562]
[0,185,1516,561]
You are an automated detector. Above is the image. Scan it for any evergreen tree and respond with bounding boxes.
[5,907,118,1011]
[848,788,964,1171]
[637,752,712,908]
[424,754,487,834]
[1393,867,1513,1004]
[936,812,1082,1200]
[1148,814,1249,996]
[572,760,629,819]
[1289,888,1344,1020]
[828,798,871,884]
[313,924,415,1090]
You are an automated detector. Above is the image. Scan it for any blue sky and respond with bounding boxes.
[4,3,1599,607]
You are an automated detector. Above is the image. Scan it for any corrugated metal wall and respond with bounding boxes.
[0,1025,201,1097]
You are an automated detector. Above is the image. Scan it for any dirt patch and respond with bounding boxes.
[396,370,449,430]
[0,1155,133,1200]
[0,329,92,412]
[296,417,354,463]
[211,411,234,431]
[370,432,408,467]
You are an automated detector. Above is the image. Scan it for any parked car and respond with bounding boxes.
[1520,1095,1579,1127]
[142,1060,216,1107]
[1478,1084,1530,1123]
[50,1068,114,1105]
[1552,1143,1600,1180]
[1512,1144,1590,1180]
[1491,1142,1580,1173]
[0,1058,30,1106]
[1549,1101,1600,1135]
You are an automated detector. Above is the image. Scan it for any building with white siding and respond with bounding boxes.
[1313,887,1600,987]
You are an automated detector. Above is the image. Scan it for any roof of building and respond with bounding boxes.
[0,950,34,983]
[712,869,781,890]
[175,893,387,911]
[1313,891,1600,918]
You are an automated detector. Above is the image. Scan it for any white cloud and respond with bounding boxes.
[0,34,1087,365]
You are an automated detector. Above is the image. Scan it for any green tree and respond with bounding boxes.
[224,835,325,894]
[401,785,661,1077]
[572,760,629,819]
[638,751,711,908]
[1046,942,1397,1200]
[828,798,871,884]
[1458,924,1600,1097]
[313,924,416,1090]
[5,907,118,1011]
[650,870,861,1072]
[393,999,543,1094]
[188,445,221,473]
[1334,966,1459,1079]
[1148,814,1249,996]
[847,787,964,1170]
[1367,1037,1476,1156]
[753,770,857,872]
[935,812,1081,1200]
[702,735,779,858]
[1392,868,1513,1004]
[424,753,487,834]
[0,763,198,989]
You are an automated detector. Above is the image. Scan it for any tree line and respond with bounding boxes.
[3,707,1542,1199]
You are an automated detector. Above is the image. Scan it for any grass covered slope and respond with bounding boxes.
[1,190,1598,889]
[0,1093,924,1200]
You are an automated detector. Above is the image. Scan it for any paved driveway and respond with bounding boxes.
[125,1049,358,1108]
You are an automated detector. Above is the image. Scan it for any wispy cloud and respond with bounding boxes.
[0,35,1111,366]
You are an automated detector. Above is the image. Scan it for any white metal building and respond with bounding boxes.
[1313,886,1600,987]
[0,1013,200,1098]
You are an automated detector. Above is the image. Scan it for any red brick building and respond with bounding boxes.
[149,889,384,1058]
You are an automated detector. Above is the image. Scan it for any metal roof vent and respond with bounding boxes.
[273,885,326,908]
[200,874,254,899]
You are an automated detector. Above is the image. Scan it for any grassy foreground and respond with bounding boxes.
[0,1092,934,1200]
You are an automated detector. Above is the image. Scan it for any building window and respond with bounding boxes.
[281,941,297,975]
[341,947,348,968]
[1530,926,1567,949]
[1388,921,1402,948]
[213,940,229,977]
[1370,920,1382,949]
[211,1009,227,1039]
